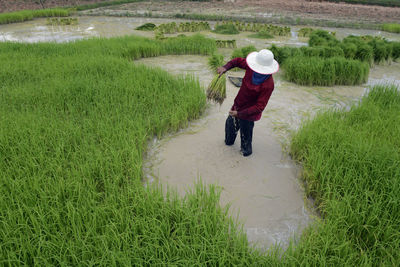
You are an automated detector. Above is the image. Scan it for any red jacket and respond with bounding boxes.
[223,57,274,121]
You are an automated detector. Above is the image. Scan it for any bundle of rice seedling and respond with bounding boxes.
[207,74,226,104]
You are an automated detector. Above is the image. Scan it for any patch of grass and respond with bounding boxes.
[215,40,237,48]
[212,24,240,35]
[284,56,369,86]
[135,22,156,31]
[248,30,274,39]
[0,8,70,25]
[382,23,400,33]
[289,84,400,266]
[308,30,339,47]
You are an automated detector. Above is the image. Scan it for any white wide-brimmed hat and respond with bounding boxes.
[246,49,279,74]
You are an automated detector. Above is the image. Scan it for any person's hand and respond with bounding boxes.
[217,66,227,77]
[229,110,238,117]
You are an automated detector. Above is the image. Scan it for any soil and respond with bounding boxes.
[2,0,400,25]
[0,0,108,13]
[90,0,400,25]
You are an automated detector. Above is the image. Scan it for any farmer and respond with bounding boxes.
[217,49,279,157]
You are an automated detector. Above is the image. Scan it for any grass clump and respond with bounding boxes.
[308,30,339,47]
[213,23,240,35]
[0,8,70,25]
[75,0,144,11]
[215,40,237,48]
[382,23,400,33]
[135,22,156,31]
[208,54,224,72]
[284,56,369,86]
[289,84,400,266]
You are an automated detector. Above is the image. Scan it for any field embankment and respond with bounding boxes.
[288,84,400,265]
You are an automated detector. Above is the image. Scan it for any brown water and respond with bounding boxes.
[2,15,400,250]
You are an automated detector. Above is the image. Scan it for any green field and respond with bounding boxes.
[289,84,400,265]
[0,35,271,265]
[0,8,70,24]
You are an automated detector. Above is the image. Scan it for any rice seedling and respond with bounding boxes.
[248,30,274,39]
[308,30,340,47]
[284,56,369,86]
[75,0,144,11]
[298,27,315,37]
[0,34,272,266]
[381,23,400,33]
[289,84,400,266]
[212,23,240,35]
[215,40,237,48]
[208,54,224,72]
[135,23,156,31]
[0,8,70,25]
[206,74,227,104]
[46,17,78,26]
[392,42,400,61]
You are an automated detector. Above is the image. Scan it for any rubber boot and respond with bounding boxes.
[225,115,240,145]
[239,119,254,157]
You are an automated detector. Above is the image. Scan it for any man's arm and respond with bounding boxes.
[217,57,247,76]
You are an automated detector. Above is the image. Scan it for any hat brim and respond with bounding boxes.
[246,51,279,75]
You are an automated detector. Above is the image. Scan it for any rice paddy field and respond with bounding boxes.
[1,10,400,266]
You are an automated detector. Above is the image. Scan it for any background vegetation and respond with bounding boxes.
[320,0,400,7]
[0,8,70,24]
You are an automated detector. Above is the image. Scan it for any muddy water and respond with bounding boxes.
[2,15,400,250]
[138,54,400,250]
[1,16,400,43]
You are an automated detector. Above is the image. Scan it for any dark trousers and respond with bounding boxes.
[225,116,254,156]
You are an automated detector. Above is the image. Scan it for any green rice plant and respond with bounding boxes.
[368,39,393,63]
[46,17,78,26]
[135,23,156,31]
[382,23,400,33]
[289,84,400,266]
[269,45,302,64]
[248,30,274,39]
[355,43,374,64]
[0,8,70,25]
[284,56,369,86]
[75,0,144,11]
[208,54,224,73]
[0,34,274,266]
[391,42,400,61]
[340,42,358,59]
[213,23,240,35]
[309,30,339,47]
[215,40,237,48]
[298,27,315,37]
[230,45,257,59]
[207,74,227,104]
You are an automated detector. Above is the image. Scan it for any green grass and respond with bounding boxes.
[288,84,400,265]
[0,8,70,25]
[284,56,369,86]
[208,54,224,72]
[135,22,156,31]
[0,34,277,265]
[298,27,315,37]
[382,23,400,33]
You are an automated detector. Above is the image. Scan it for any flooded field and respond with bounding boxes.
[2,15,399,251]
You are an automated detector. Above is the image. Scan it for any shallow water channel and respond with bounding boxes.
[2,15,399,250]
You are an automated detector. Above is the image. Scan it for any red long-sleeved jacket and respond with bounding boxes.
[223,57,274,121]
